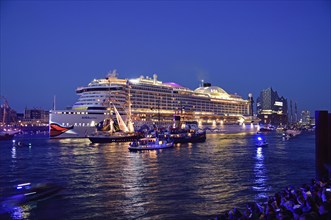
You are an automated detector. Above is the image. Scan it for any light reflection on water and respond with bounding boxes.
[253,147,269,200]
[11,203,35,220]
[0,132,315,219]
[11,147,16,159]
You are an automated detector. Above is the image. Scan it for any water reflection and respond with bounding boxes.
[0,132,315,219]
[11,204,34,220]
[11,146,16,159]
[122,151,152,218]
[52,138,90,145]
[253,147,268,200]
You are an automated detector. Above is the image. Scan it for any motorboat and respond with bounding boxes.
[256,141,268,147]
[0,132,15,141]
[161,115,206,143]
[256,136,268,147]
[128,137,174,151]
[284,129,302,137]
[0,182,63,214]
[259,125,276,132]
[0,130,20,141]
[166,128,206,143]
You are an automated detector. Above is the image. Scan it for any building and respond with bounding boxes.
[300,110,315,126]
[256,87,288,125]
[23,108,49,125]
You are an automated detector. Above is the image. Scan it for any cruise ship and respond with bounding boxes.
[49,71,256,138]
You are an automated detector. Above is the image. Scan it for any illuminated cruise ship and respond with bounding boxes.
[49,71,255,138]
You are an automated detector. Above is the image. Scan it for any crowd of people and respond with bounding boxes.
[214,177,331,220]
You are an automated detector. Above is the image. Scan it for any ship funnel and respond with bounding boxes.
[203,82,211,87]
[173,115,181,129]
[153,74,157,84]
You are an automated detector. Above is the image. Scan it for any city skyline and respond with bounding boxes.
[1,1,330,114]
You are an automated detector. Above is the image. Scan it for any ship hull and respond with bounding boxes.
[172,133,206,143]
[50,109,259,139]
[89,134,141,143]
[49,110,107,138]
[0,133,15,141]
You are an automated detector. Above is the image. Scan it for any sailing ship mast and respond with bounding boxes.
[106,71,116,134]
[113,104,129,132]
[127,81,134,132]
[0,96,9,124]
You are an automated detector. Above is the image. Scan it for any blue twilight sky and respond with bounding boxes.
[1,1,330,115]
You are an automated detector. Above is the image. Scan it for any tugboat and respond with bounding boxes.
[163,115,206,144]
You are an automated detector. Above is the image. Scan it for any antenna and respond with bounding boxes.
[107,69,118,79]
[53,95,56,110]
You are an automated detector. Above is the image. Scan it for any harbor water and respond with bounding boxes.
[0,131,315,219]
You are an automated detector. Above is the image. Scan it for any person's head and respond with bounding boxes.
[265,203,275,215]
[297,195,306,206]
[319,201,331,215]
[299,213,316,220]
[293,207,303,220]
[322,190,331,203]
[277,209,293,220]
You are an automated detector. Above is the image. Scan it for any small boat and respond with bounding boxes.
[0,130,20,141]
[259,124,276,132]
[256,141,268,147]
[284,129,301,137]
[0,132,15,141]
[128,137,174,151]
[166,128,206,143]
[256,136,268,147]
[0,182,63,214]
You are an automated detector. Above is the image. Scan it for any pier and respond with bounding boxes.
[315,110,331,180]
